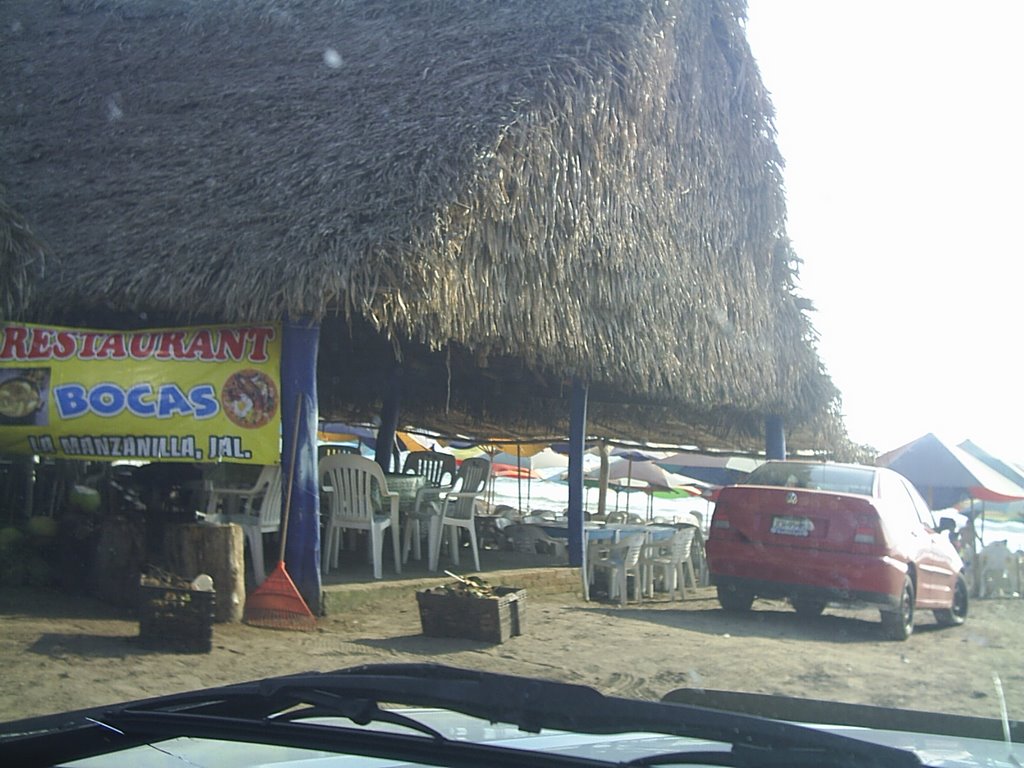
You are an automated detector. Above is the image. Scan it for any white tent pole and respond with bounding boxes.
[516,442,523,514]
[625,458,633,515]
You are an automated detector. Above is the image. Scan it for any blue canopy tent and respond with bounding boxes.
[876,433,1024,509]
[318,423,378,449]
[655,453,762,486]
[958,440,1024,490]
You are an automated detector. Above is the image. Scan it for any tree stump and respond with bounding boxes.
[163,523,245,622]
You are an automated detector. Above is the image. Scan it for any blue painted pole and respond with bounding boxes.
[765,415,786,460]
[567,378,588,567]
[281,319,322,613]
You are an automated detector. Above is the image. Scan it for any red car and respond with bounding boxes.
[705,460,967,640]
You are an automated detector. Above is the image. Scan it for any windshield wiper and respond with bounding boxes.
[85,709,607,768]
[271,687,446,739]
[1,663,922,768]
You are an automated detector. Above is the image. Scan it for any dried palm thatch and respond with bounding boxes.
[0,188,45,322]
[0,0,848,452]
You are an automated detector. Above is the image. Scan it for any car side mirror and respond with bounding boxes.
[937,517,956,534]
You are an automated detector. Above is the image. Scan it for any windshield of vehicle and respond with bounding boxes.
[744,463,876,495]
[61,709,714,768]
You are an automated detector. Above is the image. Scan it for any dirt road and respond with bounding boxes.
[1,585,1021,723]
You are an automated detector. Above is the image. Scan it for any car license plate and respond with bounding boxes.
[771,516,814,536]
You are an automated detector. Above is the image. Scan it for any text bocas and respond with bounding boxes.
[54,382,218,420]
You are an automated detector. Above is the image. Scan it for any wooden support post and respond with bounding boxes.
[567,378,588,567]
[375,366,402,473]
[765,415,786,460]
[163,523,245,623]
[596,440,610,518]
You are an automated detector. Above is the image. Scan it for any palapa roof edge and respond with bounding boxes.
[0,0,849,451]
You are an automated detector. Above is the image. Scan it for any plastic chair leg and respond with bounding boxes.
[414,523,424,560]
[321,527,336,576]
[449,526,461,567]
[334,528,344,568]
[401,519,416,563]
[585,548,597,601]
[331,527,344,572]
[328,528,341,569]
[427,518,443,572]
[390,523,402,575]
[248,527,265,584]
[369,528,383,580]
[467,523,481,572]
[413,524,422,560]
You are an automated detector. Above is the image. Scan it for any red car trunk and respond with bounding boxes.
[711,486,888,556]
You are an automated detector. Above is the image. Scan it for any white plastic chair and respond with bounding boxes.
[400,451,457,563]
[430,457,490,572]
[403,450,457,488]
[506,523,568,558]
[642,526,697,600]
[588,533,646,606]
[204,465,282,584]
[320,454,401,580]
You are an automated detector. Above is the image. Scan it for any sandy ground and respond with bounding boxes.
[1,580,1022,725]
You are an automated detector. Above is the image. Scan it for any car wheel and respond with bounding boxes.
[790,597,827,616]
[717,584,754,612]
[880,576,914,641]
[934,574,968,627]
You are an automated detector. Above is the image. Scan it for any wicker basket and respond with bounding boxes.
[138,584,216,653]
[416,586,526,643]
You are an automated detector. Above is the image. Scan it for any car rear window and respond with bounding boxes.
[744,463,876,496]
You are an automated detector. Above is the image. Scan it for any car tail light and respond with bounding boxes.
[709,513,742,541]
[854,526,876,544]
[850,515,887,554]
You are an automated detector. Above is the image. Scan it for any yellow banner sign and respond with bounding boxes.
[0,322,282,464]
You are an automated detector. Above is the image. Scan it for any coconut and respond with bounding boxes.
[69,484,101,513]
[0,526,25,552]
[26,516,59,538]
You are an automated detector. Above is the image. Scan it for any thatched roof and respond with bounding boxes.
[0,187,45,326]
[0,0,849,453]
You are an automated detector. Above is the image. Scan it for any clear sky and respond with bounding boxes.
[743,1,1024,463]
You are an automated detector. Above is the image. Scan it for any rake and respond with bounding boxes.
[242,394,317,631]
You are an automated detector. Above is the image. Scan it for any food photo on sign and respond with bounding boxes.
[0,367,50,427]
